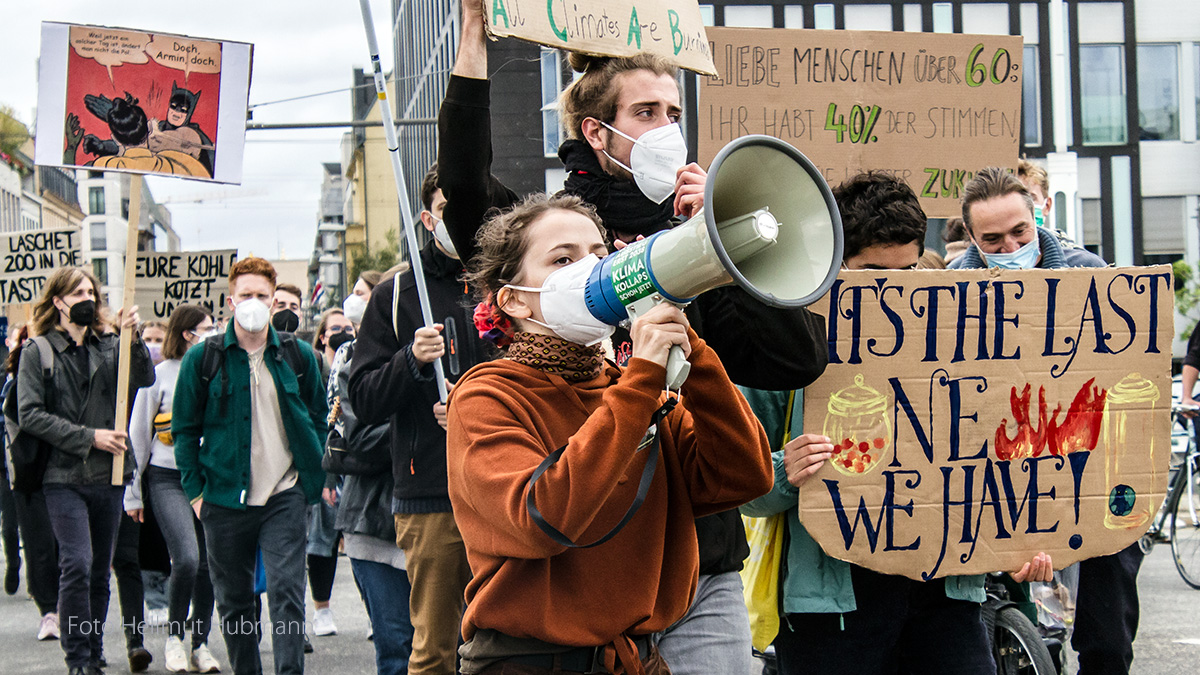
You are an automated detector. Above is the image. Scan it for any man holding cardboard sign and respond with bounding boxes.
[951,169,1145,675]
[742,172,1052,675]
[438,2,828,674]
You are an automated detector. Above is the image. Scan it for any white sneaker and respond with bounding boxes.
[191,644,221,673]
[164,636,189,673]
[37,612,60,641]
[312,607,338,636]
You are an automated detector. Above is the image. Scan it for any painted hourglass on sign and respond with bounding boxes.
[1102,373,1160,530]
[823,374,893,475]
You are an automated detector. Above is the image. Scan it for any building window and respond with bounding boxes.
[92,259,108,285]
[540,49,563,157]
[1081,198,1102,258]
[1141,196,1186,266]
[88,186,105,215]
[1023,45,1042,146]
[725,5,773,28]
[90,222,106,251]
[814,4,835,29]
[932,3,953,33]
[1080,45,1127,145]
[1195,44,1199,138]
[1137,44,1180,141]
[699,5,715,26]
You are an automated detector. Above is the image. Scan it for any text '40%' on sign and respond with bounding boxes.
[800,267,1173,580]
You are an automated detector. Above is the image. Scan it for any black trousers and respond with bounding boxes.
[776,566,995,675]
[12,488,59,615]
[113,512,146,650]
[1,477,19,581]
[1072,543,1143,674]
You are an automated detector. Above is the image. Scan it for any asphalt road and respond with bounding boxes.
[2,546,1198,674]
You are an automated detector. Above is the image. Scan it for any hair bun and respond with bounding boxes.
[567,51,611,74]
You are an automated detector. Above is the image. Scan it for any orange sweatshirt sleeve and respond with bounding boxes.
[447,360,671,560]
[663,331,775,517]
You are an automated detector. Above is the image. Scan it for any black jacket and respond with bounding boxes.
[18,328,155,486]
[347,242,494,513]
[437,74,828,574]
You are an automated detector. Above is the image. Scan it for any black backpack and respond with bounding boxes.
[3,335,56,493]
[198,332,308,414]
[322,340,390,476]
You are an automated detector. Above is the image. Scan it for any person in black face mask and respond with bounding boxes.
[307,308,355,640]
[270,283,304,334]
[17,267,156,675]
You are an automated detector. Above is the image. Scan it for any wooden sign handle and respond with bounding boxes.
[112,176,143,486]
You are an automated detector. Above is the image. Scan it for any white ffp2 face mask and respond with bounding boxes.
[504,254,614,346]
[342,294,368,325]
[430,217,459,259]
[601,121,688,204]
[233,298,270,333]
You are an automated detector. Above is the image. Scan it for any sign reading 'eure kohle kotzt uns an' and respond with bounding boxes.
[801,267,1174,580]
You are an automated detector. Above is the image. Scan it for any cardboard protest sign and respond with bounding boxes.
[699,28,1023,217]
[34,22,253,184]
[134,250,237,322]
[0,228,83,304]
[483,0,717,75]
[800,267,1174,580]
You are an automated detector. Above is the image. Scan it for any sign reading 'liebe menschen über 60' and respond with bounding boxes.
[699,27,1024,217]
[800,267,1174,581]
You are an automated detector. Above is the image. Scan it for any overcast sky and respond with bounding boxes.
[2,0,398,259]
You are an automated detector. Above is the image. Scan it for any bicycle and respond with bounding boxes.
[1138,404,1200,589]
[982,573,1059,675]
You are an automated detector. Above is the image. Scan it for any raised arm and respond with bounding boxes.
[437,0,519,263]
[664,332,774,515]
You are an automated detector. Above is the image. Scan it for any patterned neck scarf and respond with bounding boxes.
[506,332,605,382]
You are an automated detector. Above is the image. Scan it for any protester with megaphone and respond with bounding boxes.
[445,192,773,675]
[438,5,830,672]
[741,172,1054,675]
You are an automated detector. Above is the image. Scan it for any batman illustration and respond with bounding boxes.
[153,83,215,175]
[79,84,214,175]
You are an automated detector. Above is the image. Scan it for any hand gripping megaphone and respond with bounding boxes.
[584,135,844,389]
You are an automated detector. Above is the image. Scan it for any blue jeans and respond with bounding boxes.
[652,571,753,675]
[147,465,214,646]
[43,483,124,668]
[202,487,307,675]
[350,557,414,675]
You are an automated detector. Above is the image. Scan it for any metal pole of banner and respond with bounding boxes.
[357,0,448,403]
[111,174,143,485]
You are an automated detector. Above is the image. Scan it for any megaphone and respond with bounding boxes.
[585,135,844,389]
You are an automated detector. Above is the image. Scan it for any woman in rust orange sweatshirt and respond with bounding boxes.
[446,193,774,675]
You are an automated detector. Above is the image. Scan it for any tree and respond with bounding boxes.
[0,106,30,159]
[349,228,400,287]
[1174,259,1200,340]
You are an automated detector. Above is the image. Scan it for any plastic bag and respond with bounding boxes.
[740,513,785,652]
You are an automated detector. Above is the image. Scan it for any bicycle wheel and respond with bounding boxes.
[993,606,1057,675]
[1171,458,1200,589]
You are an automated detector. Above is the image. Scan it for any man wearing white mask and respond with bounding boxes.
[432,3,829,674]
[948,166,1105,270]
[347,165,494,675]
[172,257,329,675]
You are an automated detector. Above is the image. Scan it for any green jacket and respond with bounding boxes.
[738,388,985,616]
[172,324,328,509]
